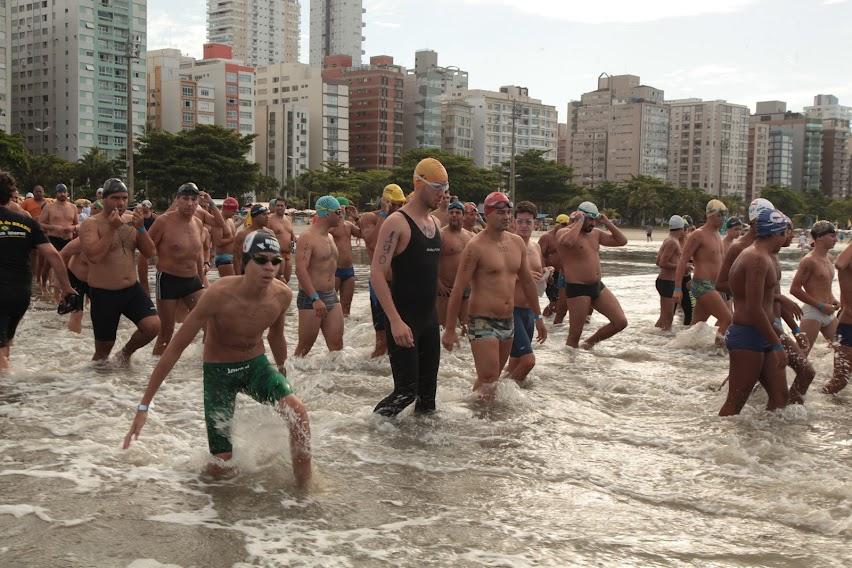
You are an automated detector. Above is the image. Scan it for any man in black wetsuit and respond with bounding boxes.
[370,158,446,417]
[0,171,75,371]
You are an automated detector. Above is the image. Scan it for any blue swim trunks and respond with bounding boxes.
[335,266,355,281]
[725,324,771,352]
[214,253,234,267]
[837,323,852,347]
[510,307,535,358]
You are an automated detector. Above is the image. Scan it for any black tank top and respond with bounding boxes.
[391,210,441,322]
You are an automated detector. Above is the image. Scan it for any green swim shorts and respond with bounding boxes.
[203,354,294,455]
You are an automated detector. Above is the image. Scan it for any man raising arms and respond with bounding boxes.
[359,184,406,357]
[436,200,474,329]
[557,201,628,349]
[148,184,224,355]
[673,199,732,338]
[268,198,296,282]
[212,197,238,277]
[79,178,160,361]
[294,196,344,357]
[720,209,790,416]
[790,221,839,355]
[124,231,311,487]
[330,201,362,317]
[371,159,444,417]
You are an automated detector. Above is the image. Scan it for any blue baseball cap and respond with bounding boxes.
[315,195,341,218]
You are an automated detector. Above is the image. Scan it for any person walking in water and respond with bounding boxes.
[557,201,628,349]
[371,158,445,417]
[655,215,687,331]
[123,231,312,487]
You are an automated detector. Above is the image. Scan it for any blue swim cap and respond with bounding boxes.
[756,209,788,237]
[315,195,341,218]
[448,200,464,211]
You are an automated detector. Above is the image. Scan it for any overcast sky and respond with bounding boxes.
[148,0,852,120]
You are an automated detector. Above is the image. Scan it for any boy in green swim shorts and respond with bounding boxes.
[124,231,312,488]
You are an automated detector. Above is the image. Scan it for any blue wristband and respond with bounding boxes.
[771,343,784,352]
[137,225,146,233]
[533,314,542,321]
[792,326,801,335]
[309,292,320,302]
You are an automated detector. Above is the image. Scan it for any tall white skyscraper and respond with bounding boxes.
[207,0,301,68]
[309,0,364,66]
[9,0,147,161]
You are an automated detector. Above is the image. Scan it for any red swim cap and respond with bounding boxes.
[484,192,513,216]
[223,197,239,210]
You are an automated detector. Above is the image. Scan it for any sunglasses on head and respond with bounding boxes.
[252,255,283,265]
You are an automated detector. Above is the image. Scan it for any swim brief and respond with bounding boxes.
[510,307,535,358]
[690,278,716,301]
[335,266,355,281]
[655,278,675,299]
[48,236,70,251]
[67,269,88,311]
[369,281,386,331]
[837,323,852,348]
[214,253,234,268]
[296,289,340,311]
[801,303,836,328]
[565,281,605,300]
[156,271,204,301]
[89,282,157,342]
[467,315,514,342]
[203,354,294,455]
[725,323,772,352]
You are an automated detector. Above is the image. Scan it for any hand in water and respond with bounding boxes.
[123,411,148,449]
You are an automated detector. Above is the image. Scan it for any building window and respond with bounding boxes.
[182,112,193,124]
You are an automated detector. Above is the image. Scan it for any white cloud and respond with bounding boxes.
[460,0,756,23]
[373,21,401,28]
[147,0,206,58]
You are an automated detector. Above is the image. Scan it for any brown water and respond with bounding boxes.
[1,240,850,567]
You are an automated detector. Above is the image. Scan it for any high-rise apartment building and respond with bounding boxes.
[0,1,10,133]
[207,0,300,68]
[309,0,364,66]
[402,50,468,150]
[666,99,749,197]
[147,49,216,132]
[567,75,669,187]
[440,98,473,159]
[449,85,558,169]
[10,0,147,161]
[254,102,309,188]
[753,101,823,193]
[556,123,570,167]
[745,122,769,202]
[255,61,349,181]
[324,54,404,170]
[805,94,850,199]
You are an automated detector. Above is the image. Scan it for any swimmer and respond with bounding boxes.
[212,197,238,277]
[790,221,840,355]
[505,201,547,383]
[78,178,160,362]
[655,215,687,331]
[39,183,78,252]
[136,200,158,294]
[540,214,569,320]
[722,217,744,254]
[824,232,852,395]
[329,196,362,317]
[442,193,546,399]
[232,204,273,275]
[432,187,451,227]
[60,237,90,334]
[294,196,344,356]
[148,184,225,356]
[359,184,406,357]
[720,209,790,416]
[268,197,296,282]
[437,200,474,330]
[673,199,732,339]
[557,201,628,349]
[462,202,483,234]
[0,172,75,371]
[123,230,311,487]
[371,159,445,417]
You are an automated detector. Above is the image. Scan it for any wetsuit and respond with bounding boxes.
[374,211,442,417]
[0,207,48,347]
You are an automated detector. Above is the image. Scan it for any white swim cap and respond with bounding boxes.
[669,215,685,230]
[748,198,774,222]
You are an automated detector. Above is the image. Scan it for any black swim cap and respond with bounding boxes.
[241,230,281,267]
[102,178,128,197]
[177,182,200,196]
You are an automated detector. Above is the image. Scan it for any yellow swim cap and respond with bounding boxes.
[706,199,728,216]
[383,184,406,204]
[555,214,570,225]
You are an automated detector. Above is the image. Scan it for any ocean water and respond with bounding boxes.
[1,241,850,567]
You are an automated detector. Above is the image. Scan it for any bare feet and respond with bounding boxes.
[822,377,848,395]
[580,340,594,350]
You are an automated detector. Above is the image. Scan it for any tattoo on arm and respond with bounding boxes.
[379,230,395,265]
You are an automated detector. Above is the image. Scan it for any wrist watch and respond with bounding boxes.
[137,404,149,412]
